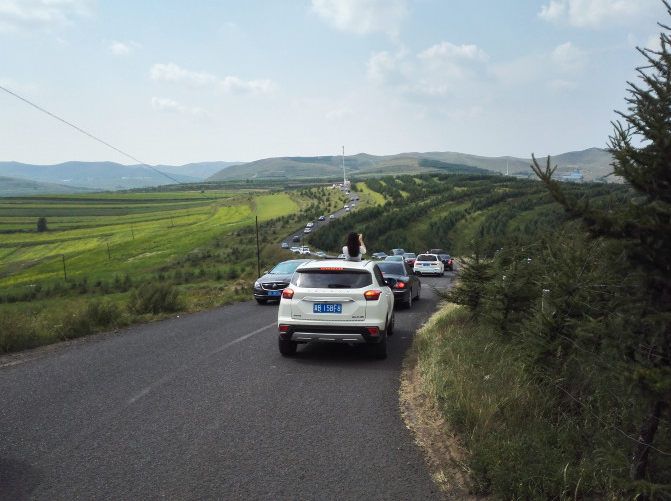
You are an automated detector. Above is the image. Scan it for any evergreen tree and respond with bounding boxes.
[36,217,47,232]
[531,3,671,482]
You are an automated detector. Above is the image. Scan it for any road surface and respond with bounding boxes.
[1,274,454,500]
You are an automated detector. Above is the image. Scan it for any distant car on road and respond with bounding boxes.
[303,227,312,234]
[299,246,311,255]
[318,215,325,221]
[403,252,417,267]
[291,246,301,253]
[344,204,349,209]
[253,259,311,304]
[371,252,388,260]
[345,207,350,212]
[281,242,289,249]
[413,254,444,276]
[378,261,421,309]
[390,248,405,256]
[315,251,326,258]
[329,214,335,219]
[292,235,301,242]
[306,222,315,228]
[384,255,404,262]
[277,260,395,358]
[438,254,454,271]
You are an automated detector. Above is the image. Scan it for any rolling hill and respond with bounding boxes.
[0,176,96,196]
[207,148,614,182]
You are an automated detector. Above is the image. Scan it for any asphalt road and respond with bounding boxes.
[0,272,454,500]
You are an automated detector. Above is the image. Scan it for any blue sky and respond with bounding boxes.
[0,0,666,165]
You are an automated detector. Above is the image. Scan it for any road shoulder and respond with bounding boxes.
[399,311,483,500]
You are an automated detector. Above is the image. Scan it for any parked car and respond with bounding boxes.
[428,248,446,255]
[277,260,395,358]
[299,246,311,255]
[318,215,325,221]
[291,246,301,253]
[345,207,350,212]
[390,248,405,256]
[384,255,404,262]
[253,259,311,304]
[438,254,454,271]
[281,242,289,249]
[315,251,326,258]
[306,222,315,228]
[413,254,444,276]
[303,227,312,234]
[344,204,349,209]
[371,252,388,260]
[403,252,417,267]
[377,261,421,309]
[329,214,335,219]
[292,235,301,242]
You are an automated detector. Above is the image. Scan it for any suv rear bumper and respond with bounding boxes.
[278,325,385,344]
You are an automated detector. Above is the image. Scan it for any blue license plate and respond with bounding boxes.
[422,263,431,266]
[313,303,342,314]
[268,290,281,297]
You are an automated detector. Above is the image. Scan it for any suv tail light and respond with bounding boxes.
[278,324,289,332]
[364,289,382,301]
[282,288,294,299]
[394,281,406,289]
[366,327,380,336]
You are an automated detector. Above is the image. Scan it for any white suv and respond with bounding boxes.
[277,260,395,359]
[413,253,445,276]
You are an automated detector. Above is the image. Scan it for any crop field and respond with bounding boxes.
[0,190,301,289]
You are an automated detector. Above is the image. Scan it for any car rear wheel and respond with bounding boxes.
[404,292,413,309]
[278,338,297,356]
[415,284,421,300]
[387,313,395,336]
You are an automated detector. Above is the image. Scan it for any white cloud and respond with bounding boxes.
[151,97,207,117]
[538,0,657,28]
[311,0,407,36]
[0,0,90,32]
[551,42,587,72]
[108,40,139,56]
[150,62,275,95]
[325,106,353,120]
[366,41,489,98]
[418,42,488,63]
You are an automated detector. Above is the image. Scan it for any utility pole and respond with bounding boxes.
[130,224,135,240]
[255,216,261,278]
[342,145,346,187]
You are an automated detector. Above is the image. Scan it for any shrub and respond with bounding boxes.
[128,283,181,314]
[86,299,121,327]
[0,311,41,353]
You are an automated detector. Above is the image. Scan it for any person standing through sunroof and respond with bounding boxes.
[343,232,366,261]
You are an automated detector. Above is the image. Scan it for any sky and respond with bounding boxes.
[0,0,667,165]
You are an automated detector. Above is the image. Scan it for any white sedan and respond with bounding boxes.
[413,254,444,276]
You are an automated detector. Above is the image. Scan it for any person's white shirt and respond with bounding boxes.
[342,244,366,261]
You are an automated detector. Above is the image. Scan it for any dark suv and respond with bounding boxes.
[428,249,454,271]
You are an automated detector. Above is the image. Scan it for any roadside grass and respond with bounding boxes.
[413,304,647,499]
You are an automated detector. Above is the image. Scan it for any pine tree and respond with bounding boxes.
[531,3,671,483]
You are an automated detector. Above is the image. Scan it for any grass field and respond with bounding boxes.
[0,185,355,353]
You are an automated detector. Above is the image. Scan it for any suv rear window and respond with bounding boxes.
[417,254,437,262]
[292,270,373,288]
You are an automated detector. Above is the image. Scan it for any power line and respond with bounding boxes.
[0,83,183,185]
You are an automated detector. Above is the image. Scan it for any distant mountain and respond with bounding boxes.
[0,176,96,196]
[152,161,241,179]
[0,161,200,190]
[206,148,614,182]
[419,148,614,180]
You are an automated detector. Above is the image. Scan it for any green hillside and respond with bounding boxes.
[0,176,96,197]
[207,148,613,182]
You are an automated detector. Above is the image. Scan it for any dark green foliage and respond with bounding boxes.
[85,299,121,327]
[36,217,47,232]
[128,283,181,314]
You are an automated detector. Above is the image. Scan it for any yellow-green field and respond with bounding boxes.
[0,191,298,288]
